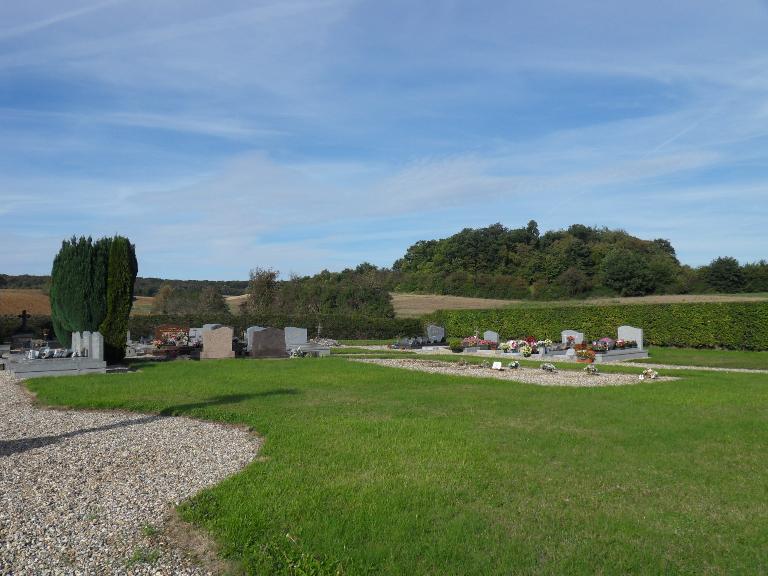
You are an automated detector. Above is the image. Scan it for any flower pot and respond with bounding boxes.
[577,358,594,364]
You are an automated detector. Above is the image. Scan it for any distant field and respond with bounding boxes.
[3,289,768,319]
[0,289,51,315]
[390,291,768,316]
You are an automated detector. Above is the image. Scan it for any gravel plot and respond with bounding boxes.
[354,358,678,387]
[0,371,261,575]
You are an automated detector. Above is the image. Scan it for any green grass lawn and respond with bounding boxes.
[27,358,768,575]
[640,347,768,370]
[338,339,394,346]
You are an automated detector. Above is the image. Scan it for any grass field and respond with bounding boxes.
[642,346,768,370]
[27,357,768,575]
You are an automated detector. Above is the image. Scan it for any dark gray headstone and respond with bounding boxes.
[245,326,266,352]
[426,324,445,343]
[250,328,288,358]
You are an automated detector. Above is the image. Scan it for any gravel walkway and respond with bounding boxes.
[355,358,678,387]
[0,371,261,575]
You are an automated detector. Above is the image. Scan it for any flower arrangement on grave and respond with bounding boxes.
[499,342,510,352]
[519,344,533,357]
[625,340,638,349]
[615,339,626,349]
[462,336,481,347]
[583,364,599,375]
[481,360,491,369]
[507,361,520,369]
[540,363,557,372]
[566,335,575,347]
[576,348,596,362]
[152,329,189,347]
[591,341,609,353]
[639,368,658,381]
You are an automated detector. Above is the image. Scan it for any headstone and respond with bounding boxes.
[126,330,131,344]
[202,323,223,331]
[284,327,308,348]
[483,330,499,343]
[561,330,585,345]
[491,361,503,370]
[617,325,644,350]
[201,326,235,359]
[89,332,104,362]
[82,331,92,357]
[245,326,266,352]
[71,332,83,356]
[426,324,446,343]
[565,348,576,359]
[250,328,288,358]
[189,327,204,345]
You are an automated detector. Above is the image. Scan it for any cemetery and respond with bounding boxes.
[1,248,767,575]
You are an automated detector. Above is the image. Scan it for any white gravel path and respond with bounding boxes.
[0,371,261,575]
[354,358,678,387]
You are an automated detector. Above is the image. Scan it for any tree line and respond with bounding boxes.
[391,221,768,299]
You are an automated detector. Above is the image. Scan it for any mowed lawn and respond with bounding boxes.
[642,346,768,370]
[27,358,768,575]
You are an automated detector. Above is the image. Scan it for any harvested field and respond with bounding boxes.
[0,289,51,315]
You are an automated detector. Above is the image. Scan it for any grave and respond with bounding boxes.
[483,330,500,343]
[6,330,107,378]
[284,327,308,349]
[245,326,266,352]
[426,324,446,344]
[201,326,235,359]
[617,325,644,350]
[249,328,288,358]
[561,330,585,346]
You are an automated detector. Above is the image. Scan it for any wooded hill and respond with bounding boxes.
[392,221,768,299]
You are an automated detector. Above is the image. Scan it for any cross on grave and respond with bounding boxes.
[18,309,31,330]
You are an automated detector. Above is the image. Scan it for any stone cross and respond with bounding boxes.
[18,309,31,330]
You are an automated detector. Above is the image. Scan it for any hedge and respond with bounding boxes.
[425,302,768,350]
[0,313,422,343]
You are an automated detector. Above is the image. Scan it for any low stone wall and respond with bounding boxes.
[5,356,107,378]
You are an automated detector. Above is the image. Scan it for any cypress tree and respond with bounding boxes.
[99,237,138,363]
[50,236,96,346]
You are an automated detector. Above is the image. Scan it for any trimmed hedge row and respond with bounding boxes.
[1,313,422,342]
[425,302,768,350]
[0,315,54,341]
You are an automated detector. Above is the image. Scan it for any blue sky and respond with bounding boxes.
[1,0,767,279]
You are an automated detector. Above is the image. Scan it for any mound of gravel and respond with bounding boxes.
[353,358,678,387]
[0,370,261,575]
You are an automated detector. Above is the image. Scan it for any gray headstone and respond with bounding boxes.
[426,324,445,343]
[565,348,576,358]
[483,330,499,343]
[71,332,82,356]
[90,332,104,362]
[284,327,308,348]
[126,330,131,344]
[82,331,92,357]
[250,328,288,358]
[189,327,204,345]
[617,325,644,350]
[561,330,585,345]
[245,326,266,352]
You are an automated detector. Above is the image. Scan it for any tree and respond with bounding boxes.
[99,237,138,363]
[245,267,279,314]
[50,236,111,346]
[705,257,745,293]
[152,284,175,314]
[50,235,136,357]
[600,248,655,296]
[199,285,230,315]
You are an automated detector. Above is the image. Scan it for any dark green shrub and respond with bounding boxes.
[426,301,768,350]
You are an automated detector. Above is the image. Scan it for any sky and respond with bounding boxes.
[1,0,768,280]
